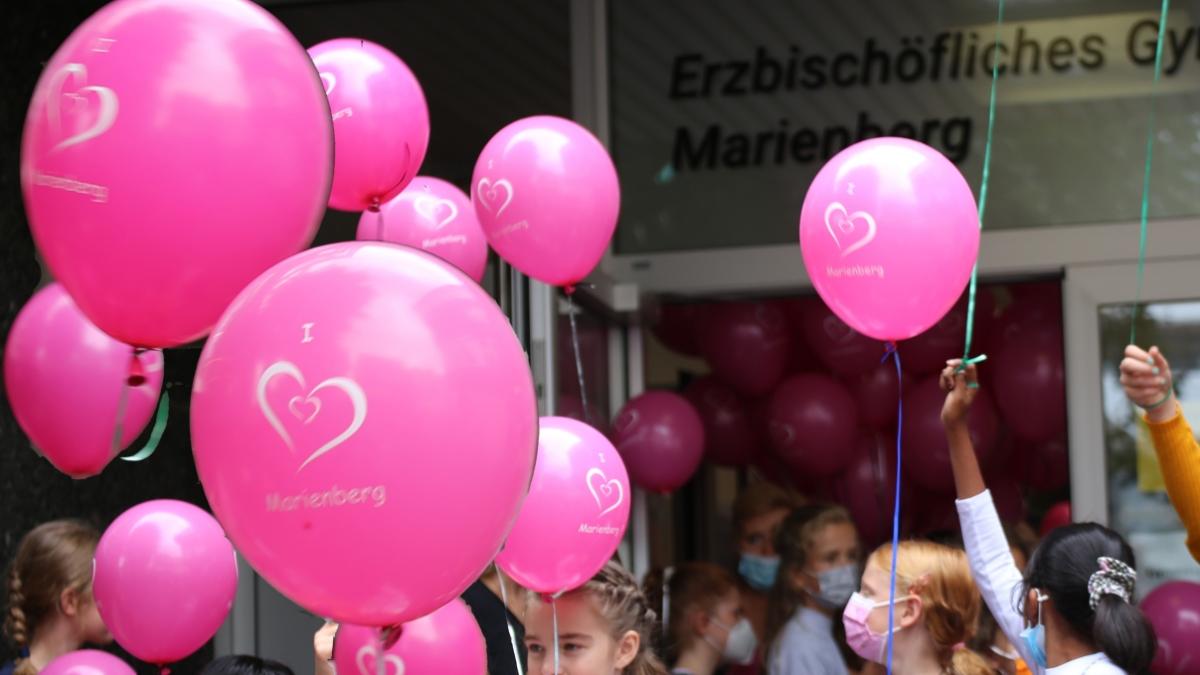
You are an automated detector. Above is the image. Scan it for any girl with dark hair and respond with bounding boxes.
[643,562,754,675]
[942,361,1157,674]
[201,655,294,675]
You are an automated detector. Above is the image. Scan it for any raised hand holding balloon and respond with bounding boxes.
[310,39,430,212]
[191,242,538,626]
[22,0,333,347]
[4,284,163,478]
[357,176,488,282]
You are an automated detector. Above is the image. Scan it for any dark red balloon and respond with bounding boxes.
[683,376,758,467]
[1141,581,1200,675]
[698,302,791,397]
[800,300,885,377]
[851,363,912,430]
[834,433,898,548]
[900,302,966,376]
[1017,436,1070,492]
[612,391,705,493]
[1039,501,1071,537]
[766,374,859,478]
[900,375,999,493]
[993,321,1066,443]
[650,302,704,356]
[991,476,1027,524]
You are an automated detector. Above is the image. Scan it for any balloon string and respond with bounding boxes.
[121,390,170,462]
[495,564,526,675]
[565,292,591,426]
[882,342,903,675]
[1131,0,1171,346]
[961,0,1003,365]
[373,197,384,241]
[552,597,561,675]
[375,629,385,675]
[108,364,132,456]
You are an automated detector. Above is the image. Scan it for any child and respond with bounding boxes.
[943,361,1157,674]
[2,521,110,675]
[766,504,860,675]
[524,560,667,675]
[842,540,991,675]
[201,655,294,675]
[644,562,755,675]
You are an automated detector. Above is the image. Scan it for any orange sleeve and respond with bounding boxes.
[1145,404,1200,563]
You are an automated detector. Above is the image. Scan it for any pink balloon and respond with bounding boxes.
[4,284,163,478]
[497,417,630,595]
[800,301,886,377]
[93,500,237,665]
[334,601,487,675]
[766,374,858,478]
[833,434,898,548]
[900,375,998,493]
[993,322,1066,443]
[851,362,911,431]
[42,651,133,675]
[191,242,537,625]
[899,299,968,375]
[698,302,791,397]
[310,39,429,212]
[611,391,705,492]
[471,116,619,287]
[356,176,488,282]
[1039,501,1072,537]
[21,0,332,348]
[1141,581,1200,675]
[799,138,980,341]
[683,376,758,467]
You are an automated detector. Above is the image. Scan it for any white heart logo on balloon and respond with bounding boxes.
[355,645,404,675]
[586,468,625,517]
[475,177,514,217]
[45,63,119,152]
[824,202,877,257]
[256,361,368,472]
[413,196,458,230]
[319,71,336,96]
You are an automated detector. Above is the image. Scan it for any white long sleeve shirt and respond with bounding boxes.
[956,490,1125,675]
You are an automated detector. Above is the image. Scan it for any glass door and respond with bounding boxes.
[1065,258,1200,598]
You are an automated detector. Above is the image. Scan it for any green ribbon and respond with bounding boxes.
[959,0,1003,370]
[121,390,170,463]
[1130,0,1171,346]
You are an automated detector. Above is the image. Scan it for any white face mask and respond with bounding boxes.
[705,617,758,665]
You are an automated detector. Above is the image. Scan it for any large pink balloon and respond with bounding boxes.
[698,302,791,397]
[799,137,980,341]
[191,242,537,625]
[93,500,237,665]
[471,116,619,288]
[4,284,163,478]
[310,39,429,212]
[800,301,886,377]
[1142,581,1200,675]
[21,0,332,348]
[766,374,858,478]
[334,601,487,675]
[993,322,1066,443]
[851,362,910,431]
[356,176,488,282]
[683,376,758,467]
[42,651,133,675]
[611,391,705,493]
[497,417,630,595]
[900,375,998,493]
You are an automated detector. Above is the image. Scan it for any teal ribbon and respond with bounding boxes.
[960,0,1003,368]
[121,390,170,462]
[1130,0,1171,346]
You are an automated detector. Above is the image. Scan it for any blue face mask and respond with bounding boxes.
[1019,590,1049,669]
[738,553,780,591]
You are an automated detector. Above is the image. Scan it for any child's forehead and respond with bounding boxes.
[527,591,607,631]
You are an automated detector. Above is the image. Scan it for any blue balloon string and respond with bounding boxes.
[884,343,903,675]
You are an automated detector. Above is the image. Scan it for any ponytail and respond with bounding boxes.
[948,647,993,675]
[580,561,669,675]
[1092,595,1156,674]
[6,567,34,675]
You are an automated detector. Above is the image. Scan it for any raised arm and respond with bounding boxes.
[1121,345,1200,562]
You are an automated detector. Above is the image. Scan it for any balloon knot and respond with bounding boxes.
[380,624,403,649]
[564,284,576,296]
[880,342,898,364]
[128,351,147,386]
